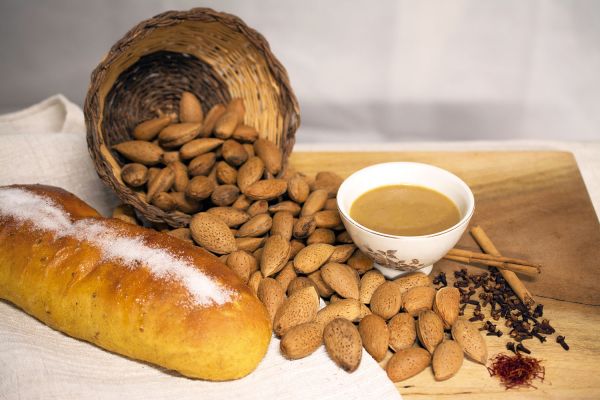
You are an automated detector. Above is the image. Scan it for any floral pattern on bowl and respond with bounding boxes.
[362,246,425,271]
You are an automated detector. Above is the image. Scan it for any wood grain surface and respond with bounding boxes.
[290,151,600,399]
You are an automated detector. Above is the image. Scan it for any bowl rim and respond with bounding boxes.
[336,161,475,240]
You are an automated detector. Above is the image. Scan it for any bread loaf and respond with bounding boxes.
[0,184,271,380]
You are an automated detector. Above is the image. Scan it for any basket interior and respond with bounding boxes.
[102,50,230,161]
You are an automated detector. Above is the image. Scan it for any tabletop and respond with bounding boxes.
[291,146,600,399]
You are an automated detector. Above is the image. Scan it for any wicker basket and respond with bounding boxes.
[84,8,300,227]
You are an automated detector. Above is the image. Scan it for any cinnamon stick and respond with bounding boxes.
[470,225,535,306]
[443,254,540,276]
[447,248,541,269]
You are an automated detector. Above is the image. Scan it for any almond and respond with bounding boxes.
[321,263,359,300]
[313,210,342,229]
[188,152,217,176]
[324,198,338,210]
[293,243,335,274]
[247,199,269,217]
[329,244,356,263]
[268,201,301,216]
[307,270,334,298]
[252,245,263,261]
[206,207,249,228]
[275,261,297,292]
[316,299,362,326]
[121,163,148,187]
[248,270,262,295]
[237,156,264,192]
[207,164,218,185]
[215,160,237,185]
[311,171,343,198]
[393,272,431,294]
[179,92,203,123]
[133,115,173,141]
[370,281,402,320]
[323,318,362,372]
[170,161,189,192]
[347,249,374,274]
[147,166,175,202]
[166,227,192,243]
[286,277,316,297]
[211,184,240,206]
[161,151,181,164]
[386,347,431,382]
[214,111,241,140]
[113,140,163,165]
[358,314,389,362]
[235,237,266,252]
[226,250,258,283]
[171,192,201,214]
[179,138,223,160]
[257,278,286,323]
[254,138,282,175]
[158,122,201,148]
[417,310,445,354]
[112,204,138,225]
[185,175,215,200]
[336,231,353,244]
[151,192,176,211]
[433,286,460,329]
[359,270,386,304]
[271,211,294,241]
[280,322,323,360]
[236,213,272,237]
[403,286,436,316]
[232,124,259,143]
[232,194,251,210]
[432,340,463,381]
[189,212,237,255]
[301,189,328,216]
[451,318,488,365]
[261,234,291,277]
[243,143,255,157]
[221,139,248,167]
[288,175,310,203]
[293,215,316,239]
[244,179,288,200]
[330,294,342,303]
[359,303,372,319]
[307,228,335,245]
[146,168,159,184]
[388,313,417,351]
[214,99,244,139]
[199,103,226,136]
[273,286,320,336]
[281,237,301,257]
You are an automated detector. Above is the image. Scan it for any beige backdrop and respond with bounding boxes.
[1,0,599,141]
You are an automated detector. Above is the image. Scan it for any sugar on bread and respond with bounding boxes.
[0,184,271,380]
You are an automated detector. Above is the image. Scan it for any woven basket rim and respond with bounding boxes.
[84,7,300,227]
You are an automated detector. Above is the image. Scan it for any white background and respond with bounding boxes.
[1,0,599,141]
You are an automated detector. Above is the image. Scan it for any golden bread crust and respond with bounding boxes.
[0,184,271,380]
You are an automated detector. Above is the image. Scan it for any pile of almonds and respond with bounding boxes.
[111,92,488,382]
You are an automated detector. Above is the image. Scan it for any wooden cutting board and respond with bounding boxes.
[290,151,600,399]
[290,151,600,305]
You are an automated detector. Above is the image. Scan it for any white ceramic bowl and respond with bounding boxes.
[337,162,475,279]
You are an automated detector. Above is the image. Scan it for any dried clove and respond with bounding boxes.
[453,267,566,355]
[516,343,531,354]
[432,272,448,287]
[556,335,569,351]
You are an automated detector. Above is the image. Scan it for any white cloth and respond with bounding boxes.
[0,96,401,400]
